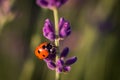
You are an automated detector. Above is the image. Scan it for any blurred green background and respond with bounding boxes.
[0,0,120,80]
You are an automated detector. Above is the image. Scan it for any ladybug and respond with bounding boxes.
[35,42,55,59]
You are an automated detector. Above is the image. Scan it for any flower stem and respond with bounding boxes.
[52,8,60,80]
[53,8,59,36]
[53,7,59,47]
[56,55,60,80]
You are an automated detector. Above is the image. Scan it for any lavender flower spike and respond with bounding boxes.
[36,0,67,9]
[65,56,77,66]
[60,47,69,58]
[43,18,71,41]
[63,66,71,72]
[47,61,56,70]
[43,47,77,73]
[55,48,77,73]
[59,18,71,38]
[43,19,55,41]
[56,59,71,73]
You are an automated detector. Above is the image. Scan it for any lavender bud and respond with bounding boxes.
[56,67,63,73]
[55,0,68,8]
[43,19,55,41]
[36,0,67,9]
[47,53,56,61]
[44,52,56,62]
[56,59,64,67]
[59,18,71,38]
[63,66,71,72]
[46,61,56,70]
[43,58,51,63]
[65,56,77,66]
[36,0,48,8]
[60,47,69,58]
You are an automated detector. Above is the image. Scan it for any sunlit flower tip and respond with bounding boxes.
[65,56,77,66]
[43,19,55,41]
[59,18,71,38]
[60,47,69,58]
[47,61,56,70]
[36,0,67,9]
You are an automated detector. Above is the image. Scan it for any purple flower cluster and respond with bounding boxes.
[36,0,67,9]
[36,0,77,73]
[44,47,77,73]
[42,17,77,73]
[43,17,71,41]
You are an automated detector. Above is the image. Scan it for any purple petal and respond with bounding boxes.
[44,52,56,62]
[65,56,77,66]
[47,53,56,61]
[59,17,65,30]
[36,0,48,8]
[59,18,71,38]
[45,32,55,41]
[60,22,71,37]
[56,67,63,73]
[43,19,54,32]
[43,58,51,62]
[43,19,55,41]
[36,0,67,9]
[60,47,69,58]
[56,0,68,8]
[46,61,56,70]
[63,66,71,72]
[56,59,64,67]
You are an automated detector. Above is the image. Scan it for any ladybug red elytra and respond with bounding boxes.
[35,42,55,59]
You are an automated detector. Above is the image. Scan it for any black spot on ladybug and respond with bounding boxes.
[42,55,45,57]
[42,45,46,49]
[38,50,40,54]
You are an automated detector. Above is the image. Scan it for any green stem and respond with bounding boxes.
[53,8,59,36]
[52,8,60,80]
[56,55,60,80]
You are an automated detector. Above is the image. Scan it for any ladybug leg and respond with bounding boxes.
[47,43,52,49]
[50,46,57,54]
[46,43,57,54]
[46,43,52,52]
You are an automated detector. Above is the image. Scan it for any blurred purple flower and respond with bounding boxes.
[43,17,71,41]
[0,0,11,14]
[0,0,15,27]
[43,47,77,73]
[36,0,67,9]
